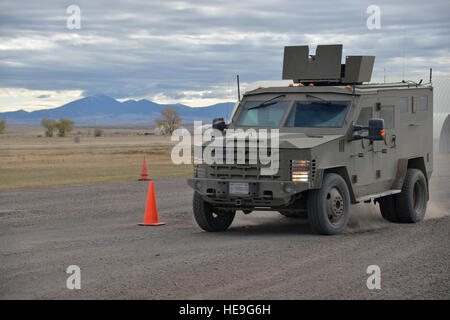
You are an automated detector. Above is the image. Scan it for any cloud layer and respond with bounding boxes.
[0,0,449,111]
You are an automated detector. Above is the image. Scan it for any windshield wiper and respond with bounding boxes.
[248,94,286,110]
[305,94,330,103]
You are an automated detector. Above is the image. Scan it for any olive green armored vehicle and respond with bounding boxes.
[188,44,433,235]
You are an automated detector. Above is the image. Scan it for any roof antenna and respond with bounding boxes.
[429,68,432,84]
[401,31,406,82]
[236,74,241,101]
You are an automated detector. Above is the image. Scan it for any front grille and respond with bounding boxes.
[207,145,282,180]
[339,139,345,152]
[194,165,207,178]
[208,164,281,180]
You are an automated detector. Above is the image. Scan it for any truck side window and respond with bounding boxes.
[356,107,373,126]
[400,97,408,113]
[419,96,428,111]
[380,105,394,129]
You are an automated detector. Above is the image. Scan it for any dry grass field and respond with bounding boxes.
[0,126,192,190]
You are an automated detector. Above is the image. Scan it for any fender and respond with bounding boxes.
[392,157,429,200]
[314,166,357,204]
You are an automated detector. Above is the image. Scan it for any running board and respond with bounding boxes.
[356,189,402,203]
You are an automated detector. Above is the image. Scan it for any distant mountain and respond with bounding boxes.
[0,95,235,126]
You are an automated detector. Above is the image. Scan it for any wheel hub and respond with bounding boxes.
[326,187,345,224]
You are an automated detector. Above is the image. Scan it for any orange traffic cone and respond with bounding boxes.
[139,156,151,181]
[138,181,165,226]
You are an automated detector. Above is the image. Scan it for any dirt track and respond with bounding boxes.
[1,155,449,299]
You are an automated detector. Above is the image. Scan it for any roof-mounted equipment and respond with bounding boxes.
[282,44,375,85]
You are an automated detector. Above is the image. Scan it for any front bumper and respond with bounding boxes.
[187,177,309,208]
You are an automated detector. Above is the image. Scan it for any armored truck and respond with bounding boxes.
[187,44,433,235]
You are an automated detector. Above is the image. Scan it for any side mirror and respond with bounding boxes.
[352,118,385,141]
[212,117,227,131]
[367,119,385,141]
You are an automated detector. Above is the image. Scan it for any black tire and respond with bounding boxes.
[395,168,427,223]
[193,192,235,232]
[307,173,351,235]
[378,195,400,222]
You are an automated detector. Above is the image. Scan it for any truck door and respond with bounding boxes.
[351,100,376,198]
[374,97,398,190]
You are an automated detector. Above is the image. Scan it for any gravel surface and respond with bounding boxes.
[1,156,449,299]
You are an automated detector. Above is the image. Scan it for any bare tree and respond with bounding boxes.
[155,107,181,135]
[41,119,57,137]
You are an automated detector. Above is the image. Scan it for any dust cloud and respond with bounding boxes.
[426,202,450,220]
[347,202,389,233]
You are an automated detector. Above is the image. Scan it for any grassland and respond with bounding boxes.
[0,126,192,190]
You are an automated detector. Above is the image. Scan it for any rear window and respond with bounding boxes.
[380,105,395,129]
[400,97,408,113]
[356,107,373,126]
[419,96,428,111]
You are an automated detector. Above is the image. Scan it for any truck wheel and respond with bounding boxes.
[307,173,350,235]
[378,195,399,222]
[395,168,427,223]
[193,192,235,232]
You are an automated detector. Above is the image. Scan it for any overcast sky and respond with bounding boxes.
[0,0,449,111]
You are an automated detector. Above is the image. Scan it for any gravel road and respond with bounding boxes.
[1,155,449,299]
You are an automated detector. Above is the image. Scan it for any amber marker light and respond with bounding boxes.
[289,84,294,87]
[308,83,314,87]
[298,83,304,87]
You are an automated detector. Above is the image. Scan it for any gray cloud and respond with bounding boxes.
[36,94,51,99]
[0,0,449,106]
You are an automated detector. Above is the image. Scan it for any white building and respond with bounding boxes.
[433,78,450,153]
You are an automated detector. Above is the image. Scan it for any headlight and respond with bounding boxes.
[291,160,309,182]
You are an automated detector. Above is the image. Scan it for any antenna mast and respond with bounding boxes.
[236,74,240,101]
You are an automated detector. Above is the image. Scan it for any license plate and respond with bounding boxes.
[229,183,249,195]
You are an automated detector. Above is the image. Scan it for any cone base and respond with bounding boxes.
[138,222,165,226]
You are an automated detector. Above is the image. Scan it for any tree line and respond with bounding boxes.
[0,106,182,137]
[41,118,74,137]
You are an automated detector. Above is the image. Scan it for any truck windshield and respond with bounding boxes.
[285,101,351,127]
[236,100,291,127]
